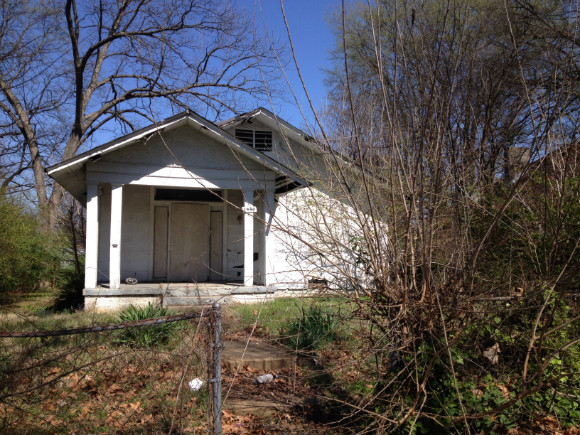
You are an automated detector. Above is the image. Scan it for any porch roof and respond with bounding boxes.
[47,110,308,203]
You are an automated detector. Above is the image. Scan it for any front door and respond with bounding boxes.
[154,203,210,282]
[169,203,209,282]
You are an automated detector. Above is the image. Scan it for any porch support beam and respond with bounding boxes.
[84,183,99,289]
[242,189,255,286]
[109,184,123,290]
[261,190,276,286]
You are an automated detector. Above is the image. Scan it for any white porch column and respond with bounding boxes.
[242,189,255,286]
[260,190,276,285]
[109,184,123,289]
[84,183,99,289]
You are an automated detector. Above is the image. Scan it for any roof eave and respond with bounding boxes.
[46,110,308,198]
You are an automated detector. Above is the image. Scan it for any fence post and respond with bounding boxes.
[211,303,222,435]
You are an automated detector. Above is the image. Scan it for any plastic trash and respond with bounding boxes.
[254,374,277,385]
[188,378,204,391]
[125,277,138,285]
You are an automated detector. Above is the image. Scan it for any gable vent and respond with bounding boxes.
[235,129,272,151]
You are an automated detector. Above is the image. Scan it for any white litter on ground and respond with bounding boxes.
[188,378,204,391]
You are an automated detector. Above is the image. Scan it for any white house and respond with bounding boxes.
[47,108,369,310]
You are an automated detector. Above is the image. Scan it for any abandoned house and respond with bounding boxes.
[47,108,366,310]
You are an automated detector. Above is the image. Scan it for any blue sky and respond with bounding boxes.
[242,0,339,130]
[83,1,338,151]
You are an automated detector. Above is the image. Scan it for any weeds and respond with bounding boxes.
[227,297,352,338]
[113,303,181,348]
[281,303,338,352]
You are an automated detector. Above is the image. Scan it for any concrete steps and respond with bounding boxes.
[163,286,273,307]
[223,399,291,416]
[85,283,325,310]
[221,340,295,417]
[222,340,294,371]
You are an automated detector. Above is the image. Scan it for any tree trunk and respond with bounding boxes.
[45,132,83,230]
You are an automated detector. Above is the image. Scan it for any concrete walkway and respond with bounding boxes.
[221,339,295,416]
[222,340,294,371]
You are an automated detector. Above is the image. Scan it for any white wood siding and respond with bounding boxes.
[267,187,376,289]
[86,125,275,190]
[97,184,151,283]
[120,185,151,282]
[97,184,111,282]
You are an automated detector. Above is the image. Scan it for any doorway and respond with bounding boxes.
[153,203,214,282]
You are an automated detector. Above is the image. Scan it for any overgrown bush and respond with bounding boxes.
[281,304,337,352]
[50,266,85,312]
[472,176,580,295]
[0,193,59,298]
[114,303,181,348]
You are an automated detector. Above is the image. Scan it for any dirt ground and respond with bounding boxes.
[220,365,343,435]
[219,329,350,435]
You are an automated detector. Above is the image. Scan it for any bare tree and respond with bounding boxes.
[0,0,280,228]
[270,0,580,431]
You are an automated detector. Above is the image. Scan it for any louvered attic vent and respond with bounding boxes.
[235,129,272,151]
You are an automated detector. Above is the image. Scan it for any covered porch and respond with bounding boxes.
[84,184,277,291]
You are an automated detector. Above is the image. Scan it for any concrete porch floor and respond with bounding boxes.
[83,282,318,311]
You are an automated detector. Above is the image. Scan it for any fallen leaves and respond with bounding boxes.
[1,346,208,434]
[2,334,342,435]
[507,417,579,435]
[4,324,576,435]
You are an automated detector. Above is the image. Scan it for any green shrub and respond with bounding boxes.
[50,266,84,312]
[397,295,580,435]
[114,303,180,348]
[0,193,59,298]
[281,304,337,352]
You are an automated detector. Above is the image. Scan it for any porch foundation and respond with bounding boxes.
[83,282,322,312]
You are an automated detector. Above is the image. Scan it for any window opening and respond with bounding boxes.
[235,129,272,151]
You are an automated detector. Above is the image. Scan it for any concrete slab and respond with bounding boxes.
[83,282,328,310]
[222,340,294,372]
[84,282,251,296]
[224,399,291,417]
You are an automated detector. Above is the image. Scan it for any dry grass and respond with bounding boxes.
[0,297,360,434]
[0,297,212,434]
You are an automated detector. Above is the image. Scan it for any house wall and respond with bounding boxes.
[97,184,151,283]
[86,124,275,191]
[87,116,373,291]
[254,191,266,284]
[225,190,244,281]
[221,189,266,284]
[95,184,271,285]
[97,184,111,283]
[120,185,151,281]
[223,118,325,182]
[266,187,378,290]
[223,117,375,289]
[88,123,277,285]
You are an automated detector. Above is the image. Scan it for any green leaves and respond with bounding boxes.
[280,304,337,352]
[113,303,181,348]
[0,193,59,296]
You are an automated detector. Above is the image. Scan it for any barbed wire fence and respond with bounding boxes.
[0,303,223,435]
